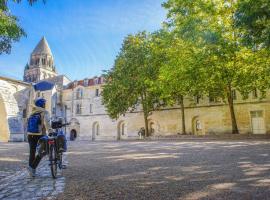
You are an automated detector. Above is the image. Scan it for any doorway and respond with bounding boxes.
[251,111,266,134]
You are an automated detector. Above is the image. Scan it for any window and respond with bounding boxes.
[250,110,263,118]
[90,104,93,113]
[52,107,56,114]
[232,90,237,100]
[95,89,99,97]
[76,88,83,99]
[22,109,27,118]
[42,58,46,65]
[209,96,216,103]
[195,95,201,104]
[37,91,40,98]
[252,89,258,99]
[76,104,82,114]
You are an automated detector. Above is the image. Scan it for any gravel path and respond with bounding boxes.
[57,140,270,200]
[1,140,270,200]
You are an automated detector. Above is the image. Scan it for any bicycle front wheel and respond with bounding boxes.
[49,143,58,179]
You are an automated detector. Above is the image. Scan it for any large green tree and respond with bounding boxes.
[0,0,42,54]
[154,30,206,134]
[102,32,163,137]
[163,0,269,134]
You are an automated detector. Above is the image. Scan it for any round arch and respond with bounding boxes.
[92,122,100,141]
[148,119,160,136]
[117,120,127,140]
[70,129,77,141]
[192,116,204,135]
[69,118,80,140]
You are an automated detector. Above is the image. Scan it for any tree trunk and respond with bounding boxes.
[143,111,149,137]
[179,95,186,134]
[141,93,149,137]
[227,85,239,134]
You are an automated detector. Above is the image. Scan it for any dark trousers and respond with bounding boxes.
[28,135,43,169]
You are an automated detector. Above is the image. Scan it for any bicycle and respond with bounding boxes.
[48,133,62,178]
[48,120,69,179]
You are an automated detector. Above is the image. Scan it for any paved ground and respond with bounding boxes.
[0,140,270,200]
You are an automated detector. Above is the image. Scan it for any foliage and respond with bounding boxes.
[0,0,43,54]
[153,29,207,134]
[235,0,270,49]
[102,32,163,136]
[163,0,270,134]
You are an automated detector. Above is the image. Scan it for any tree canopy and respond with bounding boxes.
[0,0,43,54]
[102,32,163,136]
[235,0,270,49]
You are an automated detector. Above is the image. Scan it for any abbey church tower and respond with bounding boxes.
[24,37,57,83]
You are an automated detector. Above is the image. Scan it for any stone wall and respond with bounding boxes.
[62,83,270,141]
[0,77,30,142]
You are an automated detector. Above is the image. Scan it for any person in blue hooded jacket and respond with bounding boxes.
[27,98,52,177]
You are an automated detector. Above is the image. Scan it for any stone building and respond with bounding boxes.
[0,76,30,142]
[62,77,270,141]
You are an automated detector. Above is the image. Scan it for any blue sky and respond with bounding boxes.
[0,0,167,81]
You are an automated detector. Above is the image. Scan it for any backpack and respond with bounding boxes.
[27,112,42,133]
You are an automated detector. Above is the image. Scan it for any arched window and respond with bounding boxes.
[93,122,100,136]
[42,58,46,65]
[35,59,39,65]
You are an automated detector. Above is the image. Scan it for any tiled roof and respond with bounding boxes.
[64,76,105,90]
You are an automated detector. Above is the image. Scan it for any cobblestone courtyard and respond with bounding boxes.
[1,140,270,200]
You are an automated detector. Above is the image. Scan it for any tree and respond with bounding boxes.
[0,0,43,54]
[163,0,270,134]
[154,30,206,134]
[102,32,162,137]
[235,0,270,49]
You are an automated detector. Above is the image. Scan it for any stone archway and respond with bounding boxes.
[148,120,160,136]
[192,116,204,135]
[92,122,100,141]
[69,118,80,140]
[70,129,77,141]
[117,121,127,140]
[0,94,9,142]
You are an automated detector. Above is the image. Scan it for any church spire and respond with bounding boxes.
[32,36,52,55]
[23,36,57,83]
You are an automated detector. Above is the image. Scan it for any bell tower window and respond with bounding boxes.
[42,58,46,65]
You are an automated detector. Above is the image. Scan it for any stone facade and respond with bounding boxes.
[0,76,30,142]
[61,79,270,141]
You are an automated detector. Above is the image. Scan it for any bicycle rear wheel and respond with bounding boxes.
[49,143,58,179]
